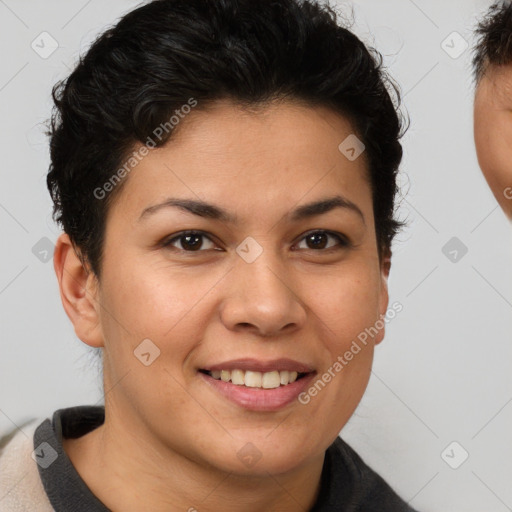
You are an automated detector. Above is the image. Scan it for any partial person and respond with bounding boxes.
[474,1,512,220]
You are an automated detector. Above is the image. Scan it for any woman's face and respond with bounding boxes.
[474,65,512,220]
[82,99,389,475]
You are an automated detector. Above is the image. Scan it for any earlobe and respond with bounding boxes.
[53,233,104,348]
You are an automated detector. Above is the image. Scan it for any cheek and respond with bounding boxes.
[317,263,381,329]
[475,108,512,187]
[317,262,382,360]
[287,263,383,397]
[294,271,378,440]
[99,260,213,352]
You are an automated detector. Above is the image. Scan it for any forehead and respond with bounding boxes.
[111,99,373,226]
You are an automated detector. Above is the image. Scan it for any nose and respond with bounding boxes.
[219,247,307,338]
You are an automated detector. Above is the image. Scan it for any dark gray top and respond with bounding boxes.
[33,405,419,511]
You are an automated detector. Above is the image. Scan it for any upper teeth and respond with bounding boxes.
[209,369,299,388]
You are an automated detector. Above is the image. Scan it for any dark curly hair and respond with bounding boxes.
[473,1,512,82]
[46,0,406,278]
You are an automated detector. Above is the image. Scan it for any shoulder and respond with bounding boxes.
[0,417,54,511]
[327,436,419,512]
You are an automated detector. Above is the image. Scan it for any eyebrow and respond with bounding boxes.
[138,195,365,225]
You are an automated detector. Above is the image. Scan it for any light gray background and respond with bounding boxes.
[1,1,511,511]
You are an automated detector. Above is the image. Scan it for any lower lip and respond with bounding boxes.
[198,372,316,412]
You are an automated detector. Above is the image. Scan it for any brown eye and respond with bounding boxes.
[295,230,349,251]
[163,231,217,252]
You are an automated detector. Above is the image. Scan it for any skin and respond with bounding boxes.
[54,99,391,512]
[474,64,512,221]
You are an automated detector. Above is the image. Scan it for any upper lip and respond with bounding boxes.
[200,358,315,374]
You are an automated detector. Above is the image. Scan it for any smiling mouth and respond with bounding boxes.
[199,369,309,389]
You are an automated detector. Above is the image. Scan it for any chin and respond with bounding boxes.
[201,436,320,477]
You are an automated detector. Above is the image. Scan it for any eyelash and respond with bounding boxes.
[161,229,351,253]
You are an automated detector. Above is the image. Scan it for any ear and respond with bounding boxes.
[53,233,104,348]
[374,248,391,346]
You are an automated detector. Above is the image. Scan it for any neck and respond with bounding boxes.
[63,404,325,512]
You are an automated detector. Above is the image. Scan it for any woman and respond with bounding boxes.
[473,1,512,221]
[0,0,416,510]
